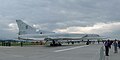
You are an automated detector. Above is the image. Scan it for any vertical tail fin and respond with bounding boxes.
[16,20,36,35]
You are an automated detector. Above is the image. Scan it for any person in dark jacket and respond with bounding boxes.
[104,40,110,56]
[21,42,23,47]
[118,41,120,49]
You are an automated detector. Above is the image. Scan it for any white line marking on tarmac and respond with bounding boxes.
[54,45,89,52]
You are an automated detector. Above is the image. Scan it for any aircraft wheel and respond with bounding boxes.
[58,43,62,46]
[50,44,53,46]
[56,42,61,46]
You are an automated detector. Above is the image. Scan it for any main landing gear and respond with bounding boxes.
[50,40,62,46]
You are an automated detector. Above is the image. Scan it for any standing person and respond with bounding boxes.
[21,42,23,47]
[97,40,100,44]
[113,40,118,53]
[102,40,105,44]
[104,40,110,56]
[118,41,120,49]
[86,39,90,45]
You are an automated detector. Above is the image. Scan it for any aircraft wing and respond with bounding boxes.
[44,35,107,41]
[44,37,84,41]
[80,36,107,40]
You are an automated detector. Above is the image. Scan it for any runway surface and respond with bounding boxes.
[0,44,102,60]
[105,46,120,60]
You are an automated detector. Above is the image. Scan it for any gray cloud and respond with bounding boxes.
[0,0,120,39]
[0,29,17,39]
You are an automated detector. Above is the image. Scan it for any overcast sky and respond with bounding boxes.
[0,0,120,39]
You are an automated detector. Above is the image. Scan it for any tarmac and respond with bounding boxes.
[0,44,102,60]
[105,46,120,60]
